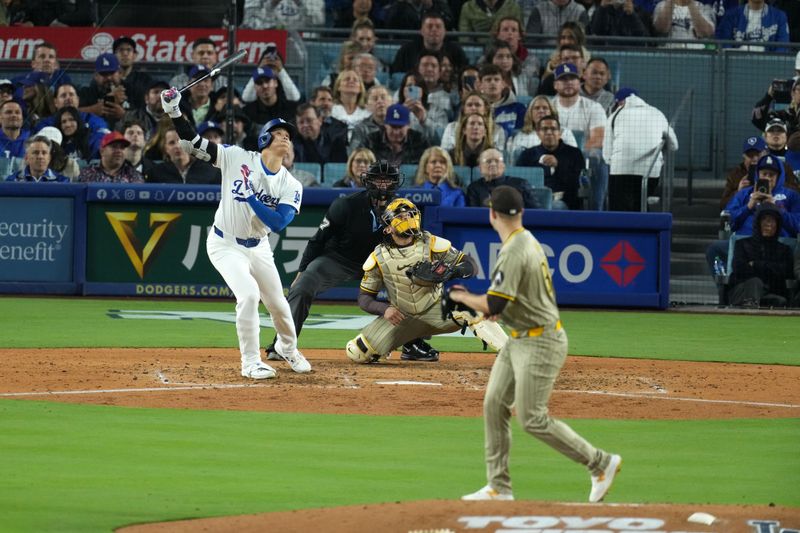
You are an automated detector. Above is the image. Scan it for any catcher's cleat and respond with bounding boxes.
[461,485,514,501]
[400,339,439,362]
[589,454,622,503]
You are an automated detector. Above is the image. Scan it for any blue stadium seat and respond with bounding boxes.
[453,165,473,184]
[400,164,418,183]
[506,165,544,187]
[294,162,322,181]
[517,94,533,109]
[531,186,553,210]
[323,162,348,184]
[388,72,406,92]
[0,157,17,179]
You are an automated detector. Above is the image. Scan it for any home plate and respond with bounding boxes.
[374,380,443,386]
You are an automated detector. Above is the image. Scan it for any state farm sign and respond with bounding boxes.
[0,26,286,64]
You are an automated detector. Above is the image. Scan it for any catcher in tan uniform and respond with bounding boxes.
[448,185,622,503]
[346,198,506,363]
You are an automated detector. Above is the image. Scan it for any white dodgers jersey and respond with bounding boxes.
[213,145,303,239]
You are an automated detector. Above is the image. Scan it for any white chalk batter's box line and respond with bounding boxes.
[1,384,798,409]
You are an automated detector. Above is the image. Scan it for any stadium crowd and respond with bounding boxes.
[2,0,800,305]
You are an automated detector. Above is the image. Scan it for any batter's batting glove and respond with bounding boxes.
[160,87,182,118]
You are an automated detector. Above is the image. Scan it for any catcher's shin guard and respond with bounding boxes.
[346,334,382,363]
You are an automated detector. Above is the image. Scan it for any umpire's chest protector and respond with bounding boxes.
[376,238,442,315]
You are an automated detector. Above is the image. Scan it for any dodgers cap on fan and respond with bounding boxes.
[95,53,120,74]
[188,64,211,80]
[614,87,638,103]
[554,63,580,80]
[384,103,410,126]
[757,154,781,172]
[197,120,224,136]
[742,136,767,154]
[20,71,49,87]
[252,67,277,82]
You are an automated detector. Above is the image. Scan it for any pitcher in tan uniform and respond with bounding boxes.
[449,185,622,503]
[346,198,478,363]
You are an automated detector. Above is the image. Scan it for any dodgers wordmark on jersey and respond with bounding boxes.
[214,144,303,240]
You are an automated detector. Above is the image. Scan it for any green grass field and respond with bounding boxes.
[0,297,798,532]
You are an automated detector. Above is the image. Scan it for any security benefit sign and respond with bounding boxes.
[0,197,73,282]
[445,225,661,308]
[85,204,328,297]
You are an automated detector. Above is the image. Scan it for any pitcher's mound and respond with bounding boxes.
[118,500,799,532]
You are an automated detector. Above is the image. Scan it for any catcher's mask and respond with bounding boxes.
[382,197,421,238]
[363,160,402,202]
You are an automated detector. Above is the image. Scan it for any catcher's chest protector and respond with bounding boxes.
[377,239,441,315]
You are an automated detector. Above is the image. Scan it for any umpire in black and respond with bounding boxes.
[266,160,440,361]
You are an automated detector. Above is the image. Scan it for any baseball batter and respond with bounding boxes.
[161,87,311,380]
[346,198,479,363]
[450,186,621,502]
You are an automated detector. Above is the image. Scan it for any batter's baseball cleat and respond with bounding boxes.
[282,350,312,373]
[461,485,514,501]
[241,362,277,380]
[265,344,281,361]
[589,454,622,503]
[400,340,440,362]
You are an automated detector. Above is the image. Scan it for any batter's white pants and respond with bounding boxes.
[206,232,297,369]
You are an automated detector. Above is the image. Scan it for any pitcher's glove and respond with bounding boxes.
[407,260,455,287]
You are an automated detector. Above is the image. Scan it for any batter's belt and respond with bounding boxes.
[214,226,261,248]
[510,320,563,339]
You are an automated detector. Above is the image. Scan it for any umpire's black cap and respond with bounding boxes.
[490,186,523,216]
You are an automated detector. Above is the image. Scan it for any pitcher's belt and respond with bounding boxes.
[510,320,562,339]
[214,225,261,248]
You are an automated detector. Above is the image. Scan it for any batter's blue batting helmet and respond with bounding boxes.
[258,118,297,151]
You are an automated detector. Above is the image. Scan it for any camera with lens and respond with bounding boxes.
[771,79,792,104]
[756,178,771,194]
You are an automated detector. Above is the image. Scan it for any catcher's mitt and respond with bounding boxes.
[407,260,455,287]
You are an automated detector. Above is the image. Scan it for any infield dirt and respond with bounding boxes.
[2,348,798,532]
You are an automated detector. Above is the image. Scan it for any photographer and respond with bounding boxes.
[240,44,301,106]
[752,78,800,136]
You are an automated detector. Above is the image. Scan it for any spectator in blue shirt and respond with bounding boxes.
[5,135,68,183]
[716,0,790,52]
[414,146,466,207]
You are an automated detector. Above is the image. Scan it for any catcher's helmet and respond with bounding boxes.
[257,118,297,150]
[382,197,421,238]
[363,160,402,202]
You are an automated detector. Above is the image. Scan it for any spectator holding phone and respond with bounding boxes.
[78,53,128,124]
[719,136,768,211]
[241,44,301,105]
[752,78,800,137]
[726,154,800,238]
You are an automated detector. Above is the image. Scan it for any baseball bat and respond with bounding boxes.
[177,49,248,93]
